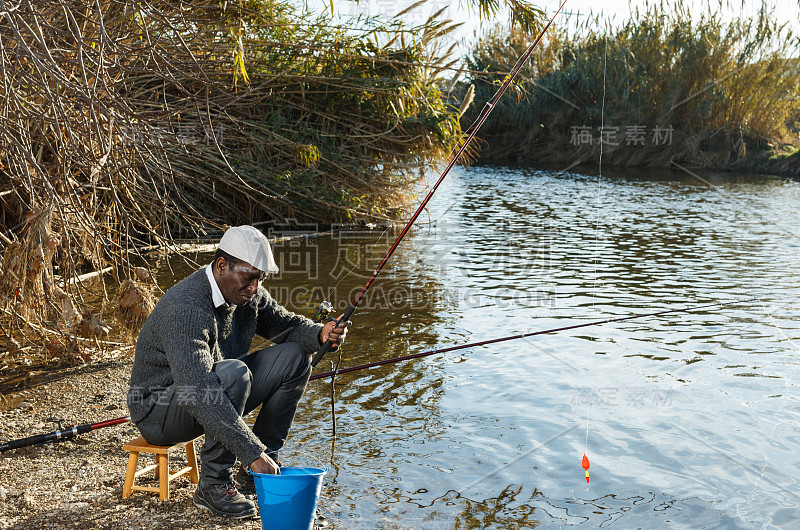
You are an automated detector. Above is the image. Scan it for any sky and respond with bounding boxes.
[306,0,800,52]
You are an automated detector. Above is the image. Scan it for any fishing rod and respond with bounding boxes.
[310,298,756,380]
[0,415,130,453]
[311,0,570,367]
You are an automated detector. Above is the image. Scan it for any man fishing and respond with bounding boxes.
[127,225,349,518]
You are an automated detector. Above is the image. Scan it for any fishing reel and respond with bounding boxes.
[312,300,335,323]
[47,417,66,431]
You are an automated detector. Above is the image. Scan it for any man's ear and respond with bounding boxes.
[213,256,226,274]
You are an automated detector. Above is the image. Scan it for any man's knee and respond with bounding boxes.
[282,342,310,376]
[245,342,310,388]
[213,359,252,401]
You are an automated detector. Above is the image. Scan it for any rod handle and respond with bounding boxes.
[311,340,333,368]
[0,432,55,452]
[0,426,83,452]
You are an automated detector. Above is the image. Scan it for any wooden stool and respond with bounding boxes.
[122,436,199,500]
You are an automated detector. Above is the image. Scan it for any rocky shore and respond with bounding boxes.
[0,361,332,529]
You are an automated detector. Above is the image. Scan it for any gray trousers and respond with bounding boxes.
[135,342,310,486]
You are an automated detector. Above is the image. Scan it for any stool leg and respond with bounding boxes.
[122,452,140,498]
[186,441,199,484]
[157,454,170,500]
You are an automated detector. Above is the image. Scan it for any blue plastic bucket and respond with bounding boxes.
[252,467,326,530]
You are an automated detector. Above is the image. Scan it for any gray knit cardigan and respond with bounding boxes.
[127,268,323,466]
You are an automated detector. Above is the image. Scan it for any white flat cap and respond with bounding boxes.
[218,225,279,274]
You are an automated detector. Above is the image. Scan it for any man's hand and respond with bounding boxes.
[320,314,351,348]
[250,452,280,475]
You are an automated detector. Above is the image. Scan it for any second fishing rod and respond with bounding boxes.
[310,298,757,380]
[311,0,570,367]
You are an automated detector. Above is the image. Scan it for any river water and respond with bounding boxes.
[202,165,800,528]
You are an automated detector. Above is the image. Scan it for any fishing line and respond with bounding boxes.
[582,26,609,486]
[327,346,344,453]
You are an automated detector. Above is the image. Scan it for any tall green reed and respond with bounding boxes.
[465,0,800,165]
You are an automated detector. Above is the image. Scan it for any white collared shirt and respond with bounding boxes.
[205,264,228,308]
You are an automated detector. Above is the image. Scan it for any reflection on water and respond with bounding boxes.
[163,166,800,527]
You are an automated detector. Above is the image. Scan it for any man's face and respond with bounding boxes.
[214,257,266,305]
